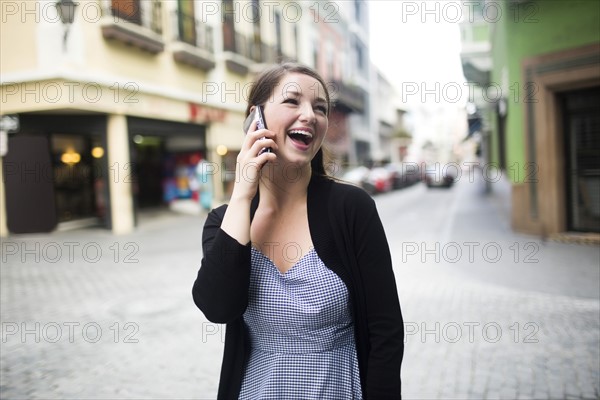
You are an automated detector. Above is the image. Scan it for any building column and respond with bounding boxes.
[107,114,134,234]
[0,156,7,237]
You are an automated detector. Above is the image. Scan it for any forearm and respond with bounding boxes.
[220,195,252,246]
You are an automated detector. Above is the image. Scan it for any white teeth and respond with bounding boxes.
[288,130,313,137]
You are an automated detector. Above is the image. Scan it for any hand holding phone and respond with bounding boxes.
[243,105,272,154]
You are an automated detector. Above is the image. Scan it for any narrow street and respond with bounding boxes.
[379,172,599,399]
[1,172,598,399]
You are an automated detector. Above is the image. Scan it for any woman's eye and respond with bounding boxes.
[283,98,298,104]
[315,105,327,113]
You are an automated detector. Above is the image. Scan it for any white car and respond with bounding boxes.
[342,166,376,194]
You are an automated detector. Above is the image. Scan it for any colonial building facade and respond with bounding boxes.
[0,0,376,236]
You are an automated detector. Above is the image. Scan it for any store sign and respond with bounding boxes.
[189,103,226,123]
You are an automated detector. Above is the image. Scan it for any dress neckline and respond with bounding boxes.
[251,246,316,276]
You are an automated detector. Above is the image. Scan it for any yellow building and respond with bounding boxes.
[1,0,310,235]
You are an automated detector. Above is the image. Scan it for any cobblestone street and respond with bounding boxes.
[1,175,599,399]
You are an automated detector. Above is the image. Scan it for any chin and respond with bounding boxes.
[278,153,313,169]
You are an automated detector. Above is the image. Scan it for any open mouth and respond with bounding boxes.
[287,130,314,146]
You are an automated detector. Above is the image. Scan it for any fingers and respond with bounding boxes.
[242,126,277,153]
[245,117,257,135]
[250,137,277,155]
[237,132,277,166]
[255,149,277,168]
[231,123,277,201]
[245,126,273,143]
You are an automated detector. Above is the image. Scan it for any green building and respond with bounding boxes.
[461,0,600,238]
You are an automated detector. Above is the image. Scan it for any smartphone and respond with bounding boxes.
[255,105,267,130]
[243,105,271,154]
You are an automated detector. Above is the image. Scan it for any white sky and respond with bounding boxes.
[368,0,467,107]
[367,1,471,159]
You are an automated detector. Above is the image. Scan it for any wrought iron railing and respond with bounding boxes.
[174,9,213,53]
[104,0,162,35]
[230,33,277,63]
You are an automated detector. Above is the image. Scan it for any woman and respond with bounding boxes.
[192,62,404,399]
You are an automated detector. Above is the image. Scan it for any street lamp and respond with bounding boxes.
[55,0,79,51]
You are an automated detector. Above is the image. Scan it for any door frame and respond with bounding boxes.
[514,43,600,235]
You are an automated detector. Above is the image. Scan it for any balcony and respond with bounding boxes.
[331,80,366,113]
[100,0,165,54]
[171,10,215,71]
[222,32,252,75]
[222,32,279,75]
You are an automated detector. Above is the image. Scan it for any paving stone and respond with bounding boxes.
[1,177,598,399]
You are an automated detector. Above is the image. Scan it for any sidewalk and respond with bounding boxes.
[393,173,600,400]
[1,174,599,399]
[1,210,223,399]
[440,171,600,300]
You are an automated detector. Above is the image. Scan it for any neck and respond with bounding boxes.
[258,162,312,209]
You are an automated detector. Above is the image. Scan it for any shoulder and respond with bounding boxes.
[328,178,376,209]
[311,176,376,221]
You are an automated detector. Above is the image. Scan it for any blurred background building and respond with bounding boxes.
[460,0,599,237]
[3,0,598,240]
[0,0,410,236]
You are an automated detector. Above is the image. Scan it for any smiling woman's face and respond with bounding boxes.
[260,73,329,168]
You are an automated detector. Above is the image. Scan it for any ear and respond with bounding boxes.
[249,105,257,114]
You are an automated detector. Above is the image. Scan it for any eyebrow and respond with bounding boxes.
[284,90,327,104]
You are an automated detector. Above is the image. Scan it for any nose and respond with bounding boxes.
[298,102,316,125]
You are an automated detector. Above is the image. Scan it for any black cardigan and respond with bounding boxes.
[192,174,404,399]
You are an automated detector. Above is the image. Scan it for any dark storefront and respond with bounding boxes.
[2,114,206,234]
[3,114,109,234]
[127,117,206,213]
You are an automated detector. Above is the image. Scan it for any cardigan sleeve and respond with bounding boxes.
[192,205,252,324]
[350,190,404,398]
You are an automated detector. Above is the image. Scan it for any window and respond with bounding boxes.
[294,25,299,59]
[177,0,196,46]
[102,0,164,53]
[355,40,364,72]
[111,0,141,25]
[327,45,334,80]
[354,0,362,23]
[222,0,236,52]
[275,11,282,60]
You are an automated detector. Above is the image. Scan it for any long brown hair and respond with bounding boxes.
[245,62,331,176]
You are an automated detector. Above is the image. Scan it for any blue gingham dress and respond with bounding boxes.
[239,247,363,399]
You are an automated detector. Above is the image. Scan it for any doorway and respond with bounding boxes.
[51,134,106,224]
[561,87,600,233]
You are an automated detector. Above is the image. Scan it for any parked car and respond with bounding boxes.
[384,163,422,189]
[342,166,375,194]
[423,165,455,188]
[342,166,393,195]
[367,167,393,194]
